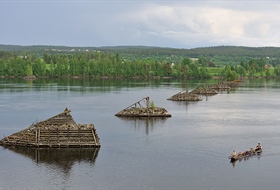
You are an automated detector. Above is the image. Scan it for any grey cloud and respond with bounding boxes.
[1,1,280,48]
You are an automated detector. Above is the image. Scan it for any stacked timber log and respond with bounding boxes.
[0,108,100,148]
[191,86,218,95]
[210,82,231,90]
[22,75,36,80]
[167,89,202,101]
[115,97,171,117]
[223,80,242,88]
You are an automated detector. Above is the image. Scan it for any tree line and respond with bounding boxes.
[2,45,280,67]
[0,51,211,78]
[0,50,279,80]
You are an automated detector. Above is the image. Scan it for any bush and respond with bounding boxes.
[150,101,156,109]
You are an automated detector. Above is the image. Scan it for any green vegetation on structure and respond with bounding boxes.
[150,101,156,109]
[0,45,280,80]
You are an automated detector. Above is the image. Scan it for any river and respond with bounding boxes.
[0,78,280,189]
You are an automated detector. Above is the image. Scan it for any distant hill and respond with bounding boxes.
[1,44,280,66]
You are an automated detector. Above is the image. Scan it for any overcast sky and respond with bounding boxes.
[1,0,280,49]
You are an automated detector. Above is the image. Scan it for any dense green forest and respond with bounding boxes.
[0,44,280,80]
[1,44,280,66]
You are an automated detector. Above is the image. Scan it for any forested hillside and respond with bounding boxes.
[1,44,280,66]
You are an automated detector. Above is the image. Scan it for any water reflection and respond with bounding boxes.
[0,78,222,94]
[3,146,99,174]
[118,117,168,135]
[230,152,262,168]
[172,100,200,108]
[173,101,199,106]
[221,90,235,95]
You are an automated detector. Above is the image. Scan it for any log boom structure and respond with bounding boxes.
[167,89,202,101]
[0,108,100,148]
[115,97,171,117]
[210,82,231,90]
[210,80,242,90]
[191,85,218,95]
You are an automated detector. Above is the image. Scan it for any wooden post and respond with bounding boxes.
[38,127,40,147]
[36,128,38,146]
[92,129,97,145]
[146,97,149,108]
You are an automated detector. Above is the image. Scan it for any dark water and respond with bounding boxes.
[1,78,280,189]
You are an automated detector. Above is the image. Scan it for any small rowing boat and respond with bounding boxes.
[228,149,262,162]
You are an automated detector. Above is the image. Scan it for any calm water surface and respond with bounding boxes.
[0,78,280,189]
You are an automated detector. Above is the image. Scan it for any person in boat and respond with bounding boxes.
[255,143,262,151]
[231,150,237,158]
[250,147,255,154]
[242,150,249,156]
[237,151,243,157]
